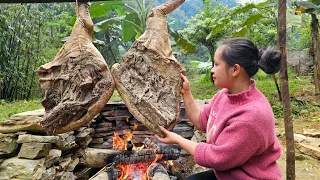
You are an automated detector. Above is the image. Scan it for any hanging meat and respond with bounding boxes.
[36,2,115,135]
[111,0,186,137]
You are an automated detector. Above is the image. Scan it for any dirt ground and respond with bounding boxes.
[276,84,320,179]
[277,113,320,179]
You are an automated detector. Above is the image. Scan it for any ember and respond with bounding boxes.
[111,130,165,180]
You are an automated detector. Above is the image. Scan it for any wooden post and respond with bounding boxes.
[310,14,320,94]
[278,0,295,179]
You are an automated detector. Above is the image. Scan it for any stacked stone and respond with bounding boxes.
[0,102,195,179]
[88,102,194,148]
[0,109,94,180]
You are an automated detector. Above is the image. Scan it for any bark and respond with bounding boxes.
[84,148,120,168]
[36,2,115,135]
[111,0,186,138]
[310,14,320,94]
[278,0,295,179]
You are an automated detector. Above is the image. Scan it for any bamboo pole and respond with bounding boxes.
[278,0,295,179]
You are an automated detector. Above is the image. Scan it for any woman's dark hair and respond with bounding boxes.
[218,37,281,77]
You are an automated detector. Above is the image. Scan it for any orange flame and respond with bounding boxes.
[144,154,163,180]
[133,123,138,131]
[112,130,163,180]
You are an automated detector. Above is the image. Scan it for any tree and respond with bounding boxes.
[0,3,74,101]
[179,1,233,63]
[293,1,320,94]
[279,0,295,179]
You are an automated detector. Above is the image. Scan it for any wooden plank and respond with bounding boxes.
[0,0,107,3]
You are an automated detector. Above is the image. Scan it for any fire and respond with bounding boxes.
[112,130,162,180]
[133,123,138,131]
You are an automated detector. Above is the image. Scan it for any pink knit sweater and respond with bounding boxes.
[194,80,282,180]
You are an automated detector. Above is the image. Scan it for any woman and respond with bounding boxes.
[156,38,282,180]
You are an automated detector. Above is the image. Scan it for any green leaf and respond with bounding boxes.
[206,18,231,40]
[69,16,76,25]
[191,61,200,67]
[170,29,196,53]
[94,16,124,32]
[242,13,263,27]
[90,1,124,19]
[122,12,141,41]
[232,26,248,37]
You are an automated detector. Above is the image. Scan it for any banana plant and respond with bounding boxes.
[292,1,320,94]
[206,1,277,40]
[70,0,195,53]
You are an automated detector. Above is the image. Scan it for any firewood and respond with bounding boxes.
[36,2,115,135]
[106,148,180,166]
[148,163,170,180]
[84,148,120,168]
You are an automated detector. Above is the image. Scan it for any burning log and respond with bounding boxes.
[111,0,186,137]
[85,148,120,168]
[148,163,170,180]
[107,148,180,166]
[36,2,115,135]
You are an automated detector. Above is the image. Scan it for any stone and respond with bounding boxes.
[294,134,308,143]
[296,143,320,160]
[295,134,320,159]
[0,109,44,133]
[303,129,320,138]
[41,166,62,180]
[0,157,45,180]
[59,156,79,172]
[91,172,109,180]
[91,138,104,144]
[60,172,76,180]
[18,142,52,159]
[75,128,94,139]
[191,130,206,143]
[17,134,58,143]
[45,149,62,168]
[55,132,78,151]
[0,133,19,158]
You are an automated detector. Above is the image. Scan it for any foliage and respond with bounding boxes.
[87,0,195,53]
[287,15,312,50]
[0,3,74,101]
[179,1,234,61]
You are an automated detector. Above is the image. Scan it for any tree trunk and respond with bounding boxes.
[310,14,320,95]
[278,0,295,179]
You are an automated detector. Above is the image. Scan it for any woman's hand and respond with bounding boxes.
[180,73,191,95]
[155,126,182,145]
[156,126,198,156]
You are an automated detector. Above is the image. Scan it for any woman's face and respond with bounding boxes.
[210,47,233,89]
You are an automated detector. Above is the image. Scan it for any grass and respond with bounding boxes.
[190,68,316,118]
[0,99,43,122]
[0,91,124,122]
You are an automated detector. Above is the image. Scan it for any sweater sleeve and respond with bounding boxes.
[199,91,222,132]
[199,101,212,132]
[194,121,264,171]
